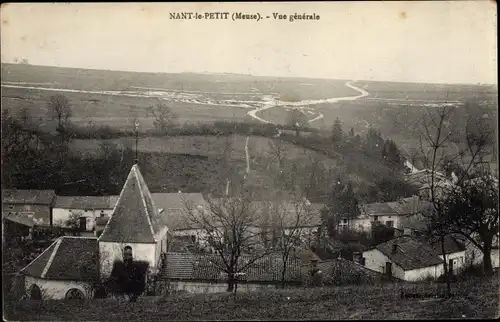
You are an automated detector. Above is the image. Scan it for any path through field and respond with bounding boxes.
[246,80,370,125]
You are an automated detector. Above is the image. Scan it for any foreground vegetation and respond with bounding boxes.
[4,274,498,320]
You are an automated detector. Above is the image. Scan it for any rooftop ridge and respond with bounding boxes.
[41,238,63,278]
[98,167,130,242]
[133,165,157,242]
[20,238,59,273]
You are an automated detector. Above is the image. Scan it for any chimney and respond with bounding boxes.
[392,243,398,253]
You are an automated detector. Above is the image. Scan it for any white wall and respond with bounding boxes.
[362,248,404,280]
[99,242,157,280]
[350,218,372,232]
[53,208,114,231]
[404,264,444,281]
[25,276,92,300]
[370,215,404,229]
[439,251,466,274]
[168,280,275,294]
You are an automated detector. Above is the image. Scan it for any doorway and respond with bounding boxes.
[385,262,392,279]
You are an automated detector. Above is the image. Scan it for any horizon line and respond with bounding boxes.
[1,61,497,87]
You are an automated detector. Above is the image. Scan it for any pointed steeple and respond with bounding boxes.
[98,164,163,243]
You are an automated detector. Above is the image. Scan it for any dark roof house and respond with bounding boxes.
[21,236,99,281]
[362,196,433,217]
[54,195,119,210]
[163,252,303,284]
[2,189,56,205]
[373,236,444,270]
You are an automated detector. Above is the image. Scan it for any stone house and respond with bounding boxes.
[357,196,433,232]
[362,235,466,281]
[2,189,56,227]
[52,195,119,232]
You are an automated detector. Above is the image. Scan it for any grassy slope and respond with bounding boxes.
[69,134,345,195]
[5,275,498,320]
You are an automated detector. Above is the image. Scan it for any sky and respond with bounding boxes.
[1,1,497,84]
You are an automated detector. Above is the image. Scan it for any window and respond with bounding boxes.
[123,246,133,261]
[8,205,14,210]
[374,216,379,221]
[386,221,394,228]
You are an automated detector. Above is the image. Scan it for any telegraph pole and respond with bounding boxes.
[134,119,139,164]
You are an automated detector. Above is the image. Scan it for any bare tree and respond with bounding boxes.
[266,138,289,170]
[47,94,72,131]
[445,172,498,275]
[148,102,178,135]
[270,190,316,288]
[417,105,491,297]
[183,187,273,292]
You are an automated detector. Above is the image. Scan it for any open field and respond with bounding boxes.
[4,275,498,320]
[2,63,497,170]
[71,135,335,163]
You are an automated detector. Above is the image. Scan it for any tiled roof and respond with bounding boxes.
[374,236,443,270]
[54,195,119,209]
[153,193,208,231]
[363,196,432,217]
[21,237,99,281]
[317,257,385,280]
[163,252,302,283]
[2,189,56,205]
[424,235,466,256]
[99,164,163,243]
[3,212,34,227]
[363,202,397,215]
[404,169,449,186]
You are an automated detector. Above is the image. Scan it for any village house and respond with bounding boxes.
[21,236,99,300]
[160,252,303,293]
[20,164,171,299]
[2,189,56,227]
[404,169,454,200]
[357,195,432,232]
[400,209,500,270]
[361,234,466,281]
[52,195,119,233]
[2,212,34,245]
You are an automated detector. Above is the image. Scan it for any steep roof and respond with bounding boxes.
[21,237,99,281]
[2,212,35,227]
[163,252,302,283]
[373,236,443,270]
[98,164,164,243]
[423,235,466,256]
[2,189,56,205]
[54,195,119,210]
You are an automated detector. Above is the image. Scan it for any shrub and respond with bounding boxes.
[104,260,149,301]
